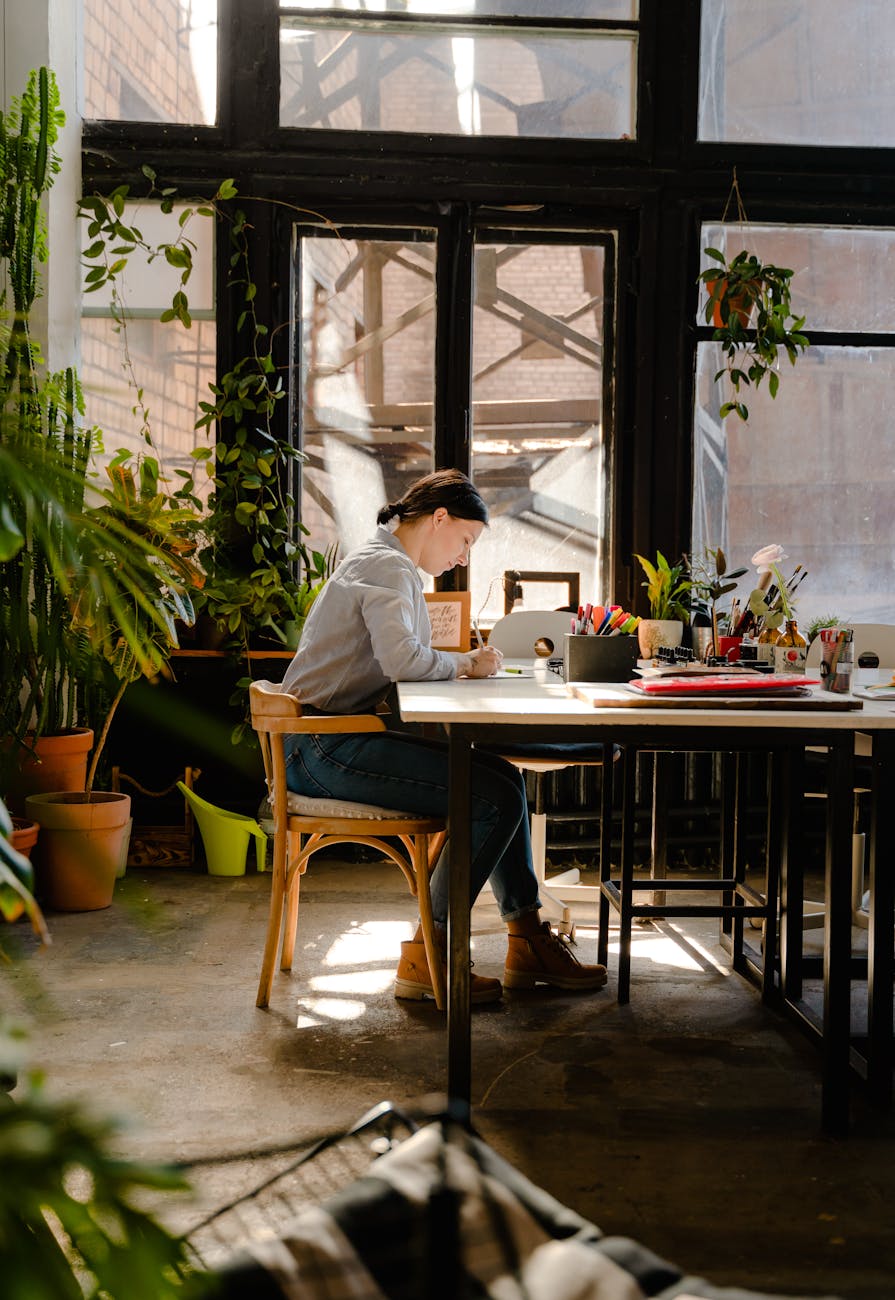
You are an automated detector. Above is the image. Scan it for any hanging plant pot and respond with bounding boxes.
[24,791,131,912]
[704,273,755,329]
[7,728,94,815]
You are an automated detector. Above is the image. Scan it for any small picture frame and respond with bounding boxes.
[424,591,472,652]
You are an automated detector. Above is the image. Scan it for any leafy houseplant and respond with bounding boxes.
[686,546,748,656]
[699,247,809,421]
[633,551,693,658]
[634,551,692,623]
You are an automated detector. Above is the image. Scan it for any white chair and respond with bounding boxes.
[481,611,617,934]
[802,624,895,930]
[249,680,447,1010]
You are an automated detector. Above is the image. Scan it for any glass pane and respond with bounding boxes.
[699,0,895,146]
[297,232,437,557]
[282,1,637,16]
[83,0,217,125]
[82,203,215,317]
[470,240,609,626]
[693,344,895,623]
[80,317,217,501]
[699,224,895,334]
[280,20,635,138]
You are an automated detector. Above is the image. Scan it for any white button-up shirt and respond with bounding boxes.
[281,528,458,714]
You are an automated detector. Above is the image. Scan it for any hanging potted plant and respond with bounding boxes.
[698,173,810,421]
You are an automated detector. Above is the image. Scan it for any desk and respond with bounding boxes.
[396,674,895,1135]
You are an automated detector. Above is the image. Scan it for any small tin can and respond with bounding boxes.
[819,627,854,694]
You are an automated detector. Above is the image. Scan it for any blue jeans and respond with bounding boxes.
[283,730,541,927]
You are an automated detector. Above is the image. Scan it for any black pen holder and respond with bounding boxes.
[562,634,639,683]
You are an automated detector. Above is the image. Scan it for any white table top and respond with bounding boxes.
[397,671,895,733]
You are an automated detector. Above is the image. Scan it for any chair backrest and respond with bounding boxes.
[487,610,572,659]
[249,680,389,815]
[805,623,895,669]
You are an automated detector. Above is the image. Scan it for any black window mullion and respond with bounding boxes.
[221,0,280,146]
[435,204,475,589]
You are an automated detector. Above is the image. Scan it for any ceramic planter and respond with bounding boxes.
[24,791,131,912]
[637,619,683,659]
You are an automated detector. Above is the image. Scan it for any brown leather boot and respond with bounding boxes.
[394,940,502,1005]
[504,922,608,991]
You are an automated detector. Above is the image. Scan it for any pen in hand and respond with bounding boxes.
[473,617,484,650]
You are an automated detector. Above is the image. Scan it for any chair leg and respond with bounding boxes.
[415,834,445,1011]
[280,831,302,971]
[256,834,289,1009]
[530,808,574,936]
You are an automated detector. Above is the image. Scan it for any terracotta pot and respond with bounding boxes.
[10,816,39,860]
[637,619,683,660]
[24,791,131,912]
[6,728,94,815]
[2,818,39,922]
[706,274,754,329]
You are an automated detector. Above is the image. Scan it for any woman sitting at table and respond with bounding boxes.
[280,468,607,1005]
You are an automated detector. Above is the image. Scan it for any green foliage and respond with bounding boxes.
[79,174,341,743]
[805,614,842,645]
[698,247,809,421]
[634,551,692,623]
[74,452,204,793]
[0,1055,213,1299]
[1,70,204,794]
[686,546,748,624]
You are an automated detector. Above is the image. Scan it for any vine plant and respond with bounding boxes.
[79,171,336,740]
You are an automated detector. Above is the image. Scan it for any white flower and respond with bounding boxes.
[751,543,787,574]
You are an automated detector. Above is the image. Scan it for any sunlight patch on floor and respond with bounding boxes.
[295,996,370,1024]
[606,932,703,972]
[324,921,411,967]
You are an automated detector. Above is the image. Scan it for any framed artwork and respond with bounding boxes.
[424,591,472,651]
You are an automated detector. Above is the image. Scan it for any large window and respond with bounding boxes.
[699,0,895,147]
[295,218,617,620]
[279,2,638,139]
[82,0,217,124]
[693,224,895,623]
[80,202,216,496]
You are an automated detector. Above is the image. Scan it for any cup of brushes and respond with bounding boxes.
[563,603,640,684]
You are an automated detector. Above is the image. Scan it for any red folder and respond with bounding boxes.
[628,674,820,696]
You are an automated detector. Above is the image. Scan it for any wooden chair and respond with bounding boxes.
[249,680,447,1010]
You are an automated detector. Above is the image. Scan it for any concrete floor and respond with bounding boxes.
[6,856,895,1299]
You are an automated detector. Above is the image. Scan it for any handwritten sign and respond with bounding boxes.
[425,591,471,652]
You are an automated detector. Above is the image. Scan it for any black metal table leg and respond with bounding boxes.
[597,748,614,967]
[447,723,472,1118]
[867,730,894,1108]
[822,734,855,1137]
[616,745,637,1005]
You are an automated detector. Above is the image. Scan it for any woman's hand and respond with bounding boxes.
[459,646,504,678]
